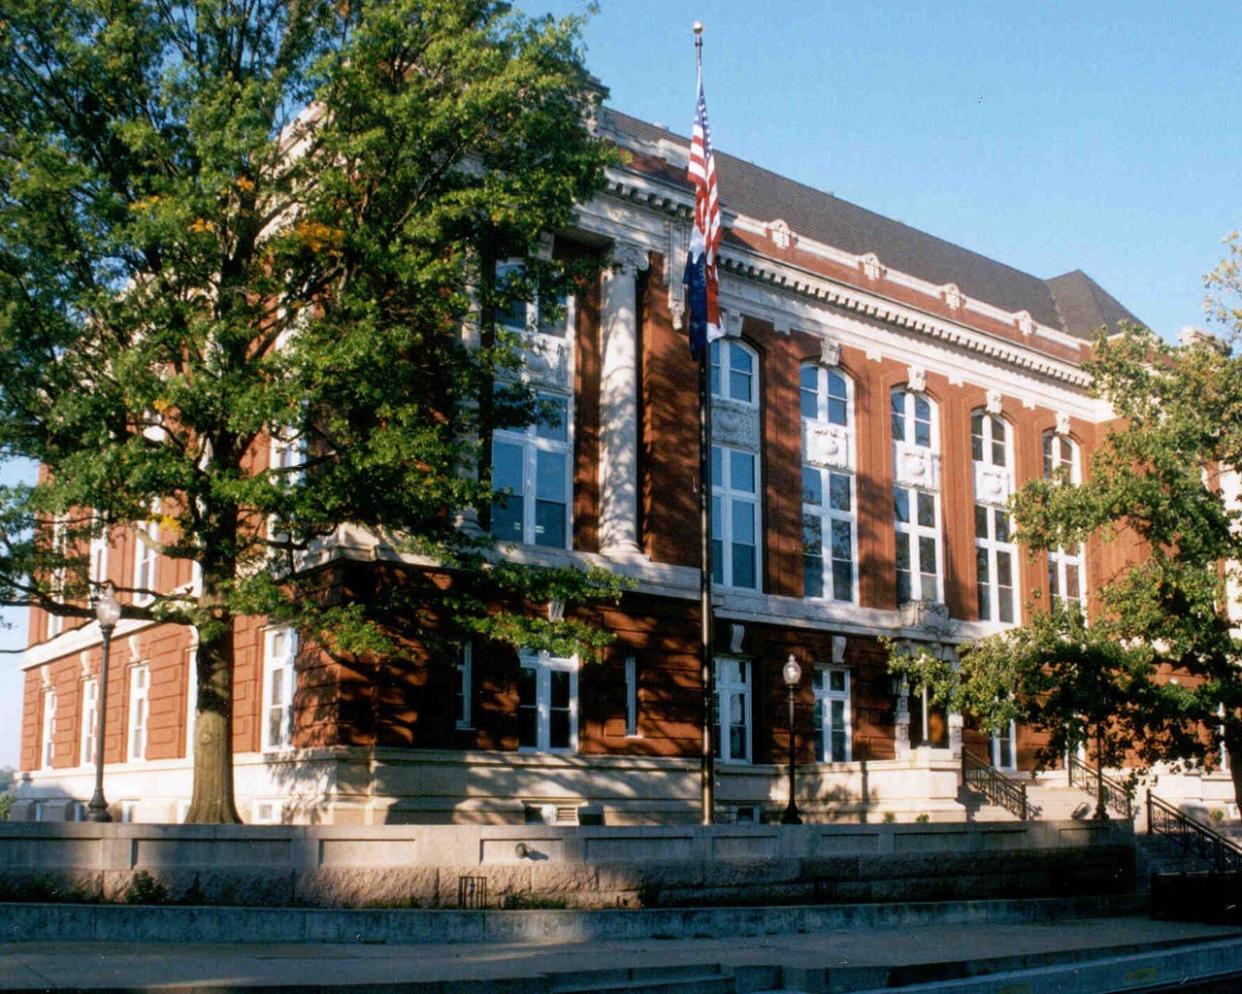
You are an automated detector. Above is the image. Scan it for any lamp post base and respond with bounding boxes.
[85,793,112,823]
[780,806,802,825]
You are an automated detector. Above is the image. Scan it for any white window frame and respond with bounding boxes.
[261,627,297,753]
[710,339,758,406]
[47,516,68,638]
[80,676,98,767]
[517,650,579,753]
[891,388,938,451]
[990,720,1017,771]
[89,518,109,591]
[1044,432,1087,610]
[714,657,752,765]
[41,688,57,769]
[972,413,1018,625]
[133,507,160,607]
[624,655,639,738]
[250,800,284,825]
[456,644,473,730]
[801,364,857,604]
[712,444,761,590]
[185,647,198,760]
[491,390,573,549]
[495,261,576,338]
[813,666,852,763]
[894,486,943,604]
[127,663,149,762]
[267,421,307,549]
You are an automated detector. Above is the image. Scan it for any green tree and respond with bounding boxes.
[0,0,620,823]
[891,235,1242,810]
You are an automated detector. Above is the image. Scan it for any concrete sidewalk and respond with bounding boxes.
[2,916,1241,992]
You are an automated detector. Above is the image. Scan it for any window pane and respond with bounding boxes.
[711,496,723,539]
[971,413,983,461]
[518,666,537,748]
[549,709,570,749]
[919,536,937,574]
[831,519,852,561]
[550,668,571,708]
[915,418,931,448]
[891,392,905,441]
[830,670,846,692]
[534,500,566,548]
[896,536,911,571]
[974,504,988,539]
[894,488,910,523]
[829,473,851,512]
[804,555,824,598]
[976,546,990,582]
[730,450,756,493]
[917,492,936,528]
[1043,435,1054,478]
[802,467,822,505]
[732,543,756,588]
[535,395,568,440]
[711,446,722,487]
[800,365,818,419]
[493,442,524,494]
[997,550,1013,587]
[1048,558,1060,597]
[729,343,753,374]
[1066,563,1081,600]
[491,497,524,541]
[998,587,1014,624]
[994,510,1010,543]
[828,397,847,426]
[535,449,565,500]
[538,292,569,337]
[711,541,724,584]
[803,513,822,550]
[732,500,755,544]
[729,369,752,403]
[831,559,853,602]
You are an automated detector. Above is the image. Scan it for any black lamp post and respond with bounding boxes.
[86,585,121,823]
[780,654,803,825]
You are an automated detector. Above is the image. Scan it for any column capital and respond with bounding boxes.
[609,240,651,277]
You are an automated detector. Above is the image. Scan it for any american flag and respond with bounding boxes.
[684,68,722,361]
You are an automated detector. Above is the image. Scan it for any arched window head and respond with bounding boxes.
[891,388,936,450]
[1043,432,1080,484]
[971,411,1011,469]
[711,340,757,406]
[800,363,850,427]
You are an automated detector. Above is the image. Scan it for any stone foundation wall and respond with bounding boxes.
[0,820,1134,910]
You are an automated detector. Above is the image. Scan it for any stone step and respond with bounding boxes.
[551,965,734,994]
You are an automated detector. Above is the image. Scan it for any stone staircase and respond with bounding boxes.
[550,964,748,994]
[1134,833,1220,894]
[1025,769,1109,822]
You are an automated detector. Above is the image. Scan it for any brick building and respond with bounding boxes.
[13,108,1212,826]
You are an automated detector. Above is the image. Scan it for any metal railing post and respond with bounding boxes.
[1146,789,1152,835]
[1020,783,1028,822]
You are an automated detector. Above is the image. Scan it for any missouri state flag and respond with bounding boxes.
[684,69,723,361]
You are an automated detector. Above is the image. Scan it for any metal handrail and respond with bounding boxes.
[1067,754,1134,820]
[1146,790,1242,873]
[962,748,1029,821]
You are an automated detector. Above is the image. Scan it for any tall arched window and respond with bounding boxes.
[801,363,856,602]
[1044,431,1085,609]
[490,261,575,550]
[891,387,943,604]
[711,340,761,590]
[972,410,1017,624]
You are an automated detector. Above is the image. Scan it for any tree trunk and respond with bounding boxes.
[184,575,241,824]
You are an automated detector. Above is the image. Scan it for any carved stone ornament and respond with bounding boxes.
[669,298,686,331]
[1055,411,1071,436]
[610,241,650,276]
[772,313,792,336]
[986,389,1003,415]
[940,283,965,312]
[521,337,570,389]
[900,600,958,639]
[859,252,885,281]
[730,624,746,655]
[893,442,941,492]
[40,667,52,689]
[536,233,555,261]
[1014,310,1034,337]
[906,365,927,393]
[722,309,744,339]
[820,338,841,367]
[666,221,689,330]
[973,463,1010,508]
[79,650,92,679]
[804,422,852,472]
[713,399,760,451]
[831,635,846,664]
[769,219,792,249]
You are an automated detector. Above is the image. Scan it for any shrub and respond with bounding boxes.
[123,871,169,905]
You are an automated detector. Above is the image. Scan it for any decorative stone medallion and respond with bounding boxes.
[973,463,1010,507]
[893,442,941,492]
[804,422,852,472]
[713,399,759,451]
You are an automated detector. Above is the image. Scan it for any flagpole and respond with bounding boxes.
[693,20,716,827]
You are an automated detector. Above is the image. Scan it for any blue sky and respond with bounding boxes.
[3,3,1238,769]
[533,0,1241,339]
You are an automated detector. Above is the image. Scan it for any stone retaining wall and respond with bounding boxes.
[0,820,1135,910]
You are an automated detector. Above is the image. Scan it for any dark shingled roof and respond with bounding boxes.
[604,109,1143,342]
